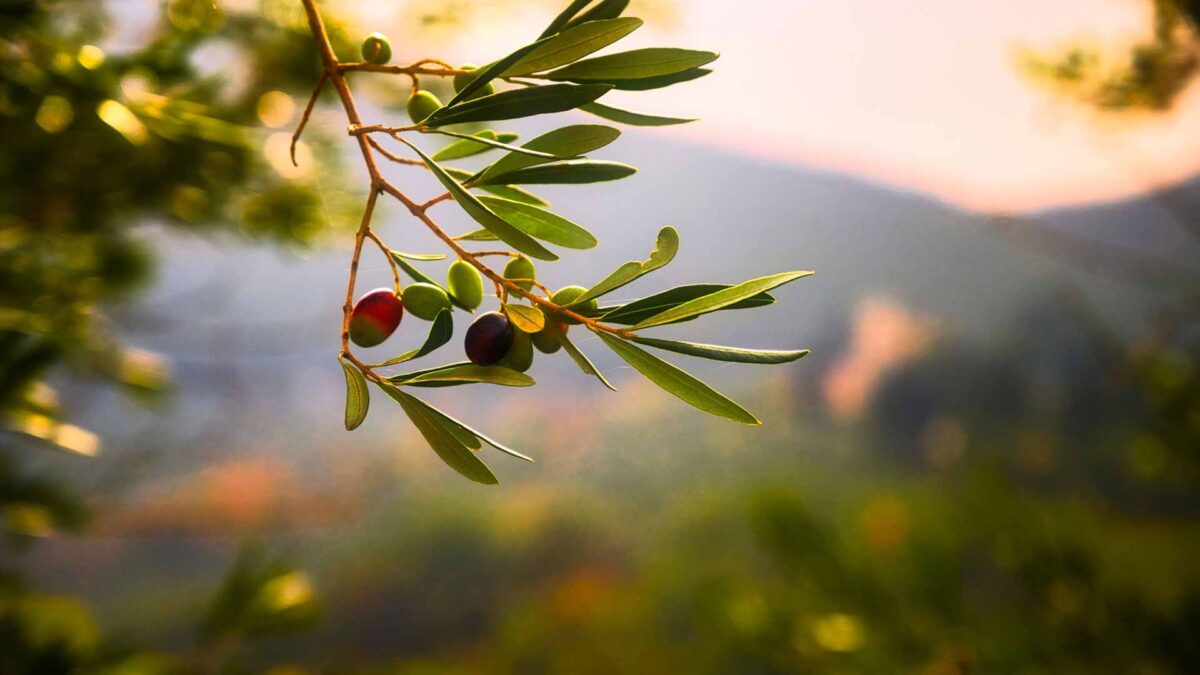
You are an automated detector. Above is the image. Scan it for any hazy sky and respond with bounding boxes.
[355,0,1200,212]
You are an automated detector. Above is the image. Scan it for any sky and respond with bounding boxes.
[348,0,1200,213]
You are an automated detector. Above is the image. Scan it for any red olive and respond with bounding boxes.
[349,288,403,348]
[465,311,514,365]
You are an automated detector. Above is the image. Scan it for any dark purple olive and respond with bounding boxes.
[465,311,514,365]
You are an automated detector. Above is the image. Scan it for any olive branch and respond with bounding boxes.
[294,0,813,484]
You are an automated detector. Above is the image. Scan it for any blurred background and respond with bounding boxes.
[2,0,1199,673]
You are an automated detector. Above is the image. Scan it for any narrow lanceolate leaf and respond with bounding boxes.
[478,124,621,184]
[506,17,643,76]
[503,303,546,333]
[563,0,630,29]
[427,129,575,161]
[478,160,636,186]
[632,337,810,365]
[381,384,498,485]
[396,363,536,387]
[478,196,598,249]
[632,271,814,330]
[540,0,594,38]
[431,129,500,161]
[404,395,534,463]
[446,166,550,207]
[396,137,559,261]
[423,84,613,127]
[601,284,776,325]
[391,250,447,262]
[340,358,369,431]
[496,131,520,143]
[574,226,679,305]
[444,37,552,107]
[559,332,617,391]
[581,67,712,91]
[580,102,696,126]
[378,310,454,366]
[546,48,719,81]
[454,228,500,241]
[595,331,759,424]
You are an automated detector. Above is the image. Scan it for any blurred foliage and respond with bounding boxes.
[1025,0,1200,111]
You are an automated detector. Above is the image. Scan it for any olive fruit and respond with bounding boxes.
[406,90,442,124]
[550,285,597,325]
[349,288,403,348]
[360,33,392,65]
[531,309,565,354]
[402,283,451,320]
[498,328,534,372]
[503,256,536,291]
[446,260,483,310]
[465,311,515,365]
[453,64,496,100]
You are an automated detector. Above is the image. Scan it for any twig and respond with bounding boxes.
[290,71,327,167]
[366,230,402,293]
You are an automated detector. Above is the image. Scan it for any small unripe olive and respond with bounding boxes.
[446,260,483,311]
[349,288,403,348]
[503,256,536,291]
[360,33,392,65]
[498,328,534,372]
[550,285,597,325]
[406,90,442,124]
[531,309,565,354]
[465,311,515,365]
[453,64,496,100]
[402,282,451,321]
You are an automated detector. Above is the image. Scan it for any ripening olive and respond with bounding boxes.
[550,285,597,325]
[406,90,442,123]
[531,308,565,354]
[360,33,392,65]
[349,288,403,348]
[498,328,534,372]
[465,311,515,365]
[446,260,483,310]
[503,256,536,291]
[402,282,451,321]
[453,64,496,100]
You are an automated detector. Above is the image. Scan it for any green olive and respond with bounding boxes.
[498,328,534,372]
[402,282,451,320]
[360,33,392,65]
[406,90,442,124]
[550,285,597,325]
[446,260,483,310]
[453,64,496,100]
[503,256,536,292]
[531,308,565,354]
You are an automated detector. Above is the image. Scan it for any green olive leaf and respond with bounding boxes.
[453,228,500,241]
[423,83,613,127]
[571,67,712,91]
[600,284,776,325]
[631,270,814,330]
[377,310,454,366]
[503,303,547,333]
[444,37,553,107]
[340,358,369,431]
[431,129,500,161]
[402,395,533,463]
[506,17,643,76]
[478,196,597,249]
[545,48,718,81]
[563,0,630,29]
[573,226,679,305]
[392,362,536,387]
[395,137,559,261]
[631,337,810,365]
[594,331,759,425]
[390,250,447,261]
[477,159,636,186]
[445,166,551,207]
[426,129,577,161]
[580,101,696,126]
[559,331,617,391]
[539,0,594,39]
[478,124,621,184]
[379,384,498,485]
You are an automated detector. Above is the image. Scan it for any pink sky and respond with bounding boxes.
[355,0,1200,212]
